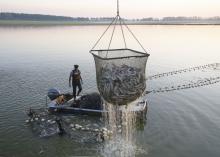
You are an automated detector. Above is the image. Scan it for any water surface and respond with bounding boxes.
[0,25,220,157]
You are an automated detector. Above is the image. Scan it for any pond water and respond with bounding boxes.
[0,25,220,157]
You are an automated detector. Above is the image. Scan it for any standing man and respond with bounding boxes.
[69,65,83,100]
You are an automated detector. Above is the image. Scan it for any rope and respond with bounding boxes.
[106,16,119,57]
[91,0,148,55]
[119,16,127,48]
[117,0,119,16]
[121,19,148,54]
[91,16,117,50]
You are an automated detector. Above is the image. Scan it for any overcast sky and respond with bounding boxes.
[1,0,220,18]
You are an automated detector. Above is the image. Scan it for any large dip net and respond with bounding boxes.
[90,1,150,105]
[91,49,149,105]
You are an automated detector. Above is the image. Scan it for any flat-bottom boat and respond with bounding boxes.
[47,89,147,117]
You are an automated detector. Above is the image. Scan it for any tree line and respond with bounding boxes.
[0,12,219,22]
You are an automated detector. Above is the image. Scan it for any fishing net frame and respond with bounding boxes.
[90,0,150,105]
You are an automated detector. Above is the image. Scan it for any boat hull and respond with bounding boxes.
[48,100,148,117]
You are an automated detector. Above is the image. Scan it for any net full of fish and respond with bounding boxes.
[97,64,146,105]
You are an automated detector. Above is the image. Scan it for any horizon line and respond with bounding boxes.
[1,12,220,19]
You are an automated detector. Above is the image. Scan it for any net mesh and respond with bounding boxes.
[91,49,149,105]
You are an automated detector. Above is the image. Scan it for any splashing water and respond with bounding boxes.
[101,137,146,157]
[101,100,147,157]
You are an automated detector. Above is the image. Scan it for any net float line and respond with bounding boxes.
[146,63,220,80]
[147,76,220,94]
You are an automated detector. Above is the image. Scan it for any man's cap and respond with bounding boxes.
[74,65,79,68]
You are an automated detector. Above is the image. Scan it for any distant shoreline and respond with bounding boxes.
[1,20,220,26]
[1,13,220,26]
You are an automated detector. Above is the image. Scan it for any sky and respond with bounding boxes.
[0,0,220,18]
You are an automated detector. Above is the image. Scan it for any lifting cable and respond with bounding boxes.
[91,15,118,50]
[119,16,127,49]
[106,16,118,56]
[120,19,148,53]
[90,0,148,55]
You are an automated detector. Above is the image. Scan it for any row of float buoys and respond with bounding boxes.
[148,76,220,94]
[147,63,220,80]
